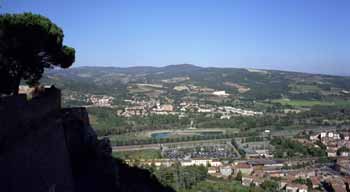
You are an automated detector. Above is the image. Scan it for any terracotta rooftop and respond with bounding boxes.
[235,163,252,169]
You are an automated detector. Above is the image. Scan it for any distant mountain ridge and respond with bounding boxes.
[43,64,350,103]
[67,64,348,77]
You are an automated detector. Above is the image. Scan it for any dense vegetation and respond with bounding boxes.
[270,137,326,158]
[112,150,162,160]
[150,165,208,191]
[0,13,75,95]
[184,180,263,192]
[87,104,350,138]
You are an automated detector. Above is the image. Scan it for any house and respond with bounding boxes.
[248,159,284,170]
[212,90,229,96]
[340,151,350,157]
[220,166,233,177]
[198,108,212,113]
[241,177,253,186]
[310,176,321,189]
[285,183,308,192]
[310,134,319,141]
[327,149,337,157]
[327,179,347,192]
[180,159,212,167]
[210,160,223,167]
[192,159,212,166]
[285,184,298,192]
[265,170,288,178]
[251,176,264,187]
[180,160,193,167]
[328,132,334,138]
[298,184,308,192]
[208,167,218,175]
[233,162,253,176]
[160,104,174,112]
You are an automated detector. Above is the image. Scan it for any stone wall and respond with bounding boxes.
[0,116,75,192]
[0,88,174,192]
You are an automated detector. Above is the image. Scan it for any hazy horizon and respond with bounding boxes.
[64,63,348,77]
[2,0,350,76]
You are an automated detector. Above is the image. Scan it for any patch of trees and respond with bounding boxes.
[87,107,129,135]
[150,164,208,191]
[0,13,75,95]
[292,178,312,190]
[112,133,236,146]
[271,137,326,158]
[185,180,264,192]
[337,146,350,155]
[260,180,280,192]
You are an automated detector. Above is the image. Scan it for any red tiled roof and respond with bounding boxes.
[235,163,252,169]
[311,176,321,186]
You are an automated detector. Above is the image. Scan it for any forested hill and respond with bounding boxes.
[42,64,350,103]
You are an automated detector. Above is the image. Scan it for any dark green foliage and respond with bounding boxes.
[235,171,243,181]
[87,107,128,135]
[0,13,75,94]
[184,180,263,192]
[337,146,350,155]
[130,114,191,129]
[260,180,279,192]
[271,137,326,158]
[292,178,312,189]
[151,165,208,191]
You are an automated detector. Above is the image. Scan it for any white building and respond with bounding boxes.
[212,91,229,96]
[210,160,223,167]
[220,166,233,177]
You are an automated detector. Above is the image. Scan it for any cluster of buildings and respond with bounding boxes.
[309,131,350,157]
[217,106,263,117]
[178,102,263,117]
[118,101,175,117]
[212,90,230,97]
[115,97,263,118]
[86,95,114,106]
[125,157,350,192]
[172,84,231,97]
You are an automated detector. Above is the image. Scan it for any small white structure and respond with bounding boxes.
[208,167,218,174]
[328,132,334,138]
[219,166,233,177]
[210,160,223,167]
[212,91,229,96]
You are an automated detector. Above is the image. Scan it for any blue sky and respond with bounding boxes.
[1,0,350,75]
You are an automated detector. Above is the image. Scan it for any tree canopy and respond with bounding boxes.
[0,12,75,95]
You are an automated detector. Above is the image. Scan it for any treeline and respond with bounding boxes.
[270,137,326,158]
[147,165,207,191]
[87,107,191,136]
[89,103,350,137]
[111,132,258,146]
[87,107,129,135]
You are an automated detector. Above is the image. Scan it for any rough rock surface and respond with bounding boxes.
[0,91,174,192]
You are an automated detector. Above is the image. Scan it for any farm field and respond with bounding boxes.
[272,99,350,107]
[106,128,239,144]
[112,149,162,160]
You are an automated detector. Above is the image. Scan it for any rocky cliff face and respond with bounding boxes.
[0,89,174,192]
